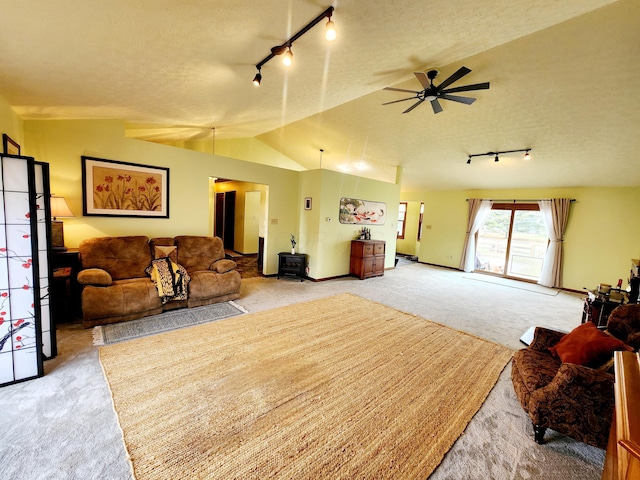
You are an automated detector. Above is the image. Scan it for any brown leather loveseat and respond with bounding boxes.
[77,235,241,328]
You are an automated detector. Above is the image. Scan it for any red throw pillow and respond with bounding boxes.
[549,322,629,367]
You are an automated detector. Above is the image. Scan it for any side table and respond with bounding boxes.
[582,295,626,329]
[51,267,72,325]
[51,249,82,322]
[277,252,307,281]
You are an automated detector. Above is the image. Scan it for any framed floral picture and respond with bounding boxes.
[339,197,386,225]
[81,156,170,218]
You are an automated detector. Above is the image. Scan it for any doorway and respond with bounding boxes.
[215,190,236,251]
[475,203,548,281]
[211,178,268,261]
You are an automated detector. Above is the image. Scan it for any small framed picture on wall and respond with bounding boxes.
[2,134,20,155]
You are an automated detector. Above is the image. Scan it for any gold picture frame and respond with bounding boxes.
[81,156,170,218]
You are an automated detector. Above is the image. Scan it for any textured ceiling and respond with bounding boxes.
[2,0,638,190]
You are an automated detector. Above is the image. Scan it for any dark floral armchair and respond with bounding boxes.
[511,304,640,449]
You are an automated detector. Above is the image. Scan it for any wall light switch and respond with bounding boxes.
[271,218,278,225]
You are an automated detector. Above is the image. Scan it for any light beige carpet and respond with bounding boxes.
[99,292,513,479]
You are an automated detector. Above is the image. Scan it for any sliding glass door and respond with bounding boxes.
[475,203,548,281]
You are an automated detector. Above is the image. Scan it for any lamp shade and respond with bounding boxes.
[50,196,74,219]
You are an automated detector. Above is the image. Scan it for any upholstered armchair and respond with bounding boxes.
[511,305,640,450]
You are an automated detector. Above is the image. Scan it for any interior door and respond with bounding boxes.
[223,191,235,250]
[214,192,224,239]
[214,191,236,251]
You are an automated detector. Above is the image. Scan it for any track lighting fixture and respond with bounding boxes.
[466,148,532,164]
[282,47,293,66]
[252,68,262,86]
[325,14,336,41]
[252,6,335,85]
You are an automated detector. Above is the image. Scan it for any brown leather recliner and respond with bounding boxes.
[511,304,640,449]
[78,235,241,328]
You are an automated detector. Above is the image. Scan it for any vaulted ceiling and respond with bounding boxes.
[2,0,638,191]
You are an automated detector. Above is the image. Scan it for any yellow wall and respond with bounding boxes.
[396,201,421,256]
[7,103,638,290]
[299,169,401,279]
[21,118,399,278]
[405,188,640,291]
[161,136,305,171]
[0,95,23,150]
[23,119,299,275]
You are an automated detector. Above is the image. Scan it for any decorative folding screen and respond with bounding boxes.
[0,154,51,387]
[35,161,55,360]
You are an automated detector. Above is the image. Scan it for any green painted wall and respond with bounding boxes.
[299,169,401,279]
[21,118,399,278]
[0,95,23,149]
[23,119,299,275]
[6,101,638,290]
[396,201,421,256]
[407,188,640,292]
[163,136,304,171]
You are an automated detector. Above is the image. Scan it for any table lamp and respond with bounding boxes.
[50,195,74,252]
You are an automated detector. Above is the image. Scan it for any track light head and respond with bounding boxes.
[524,150,531,160]
[282,47,293,66]
[467,157,471,164]
[252,71,262,86]
[325,17,336,41]
[494,155,499,162]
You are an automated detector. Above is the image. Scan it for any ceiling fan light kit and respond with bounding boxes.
[383,66,490,114]
[253,6,335,85]
[466,149,531,165]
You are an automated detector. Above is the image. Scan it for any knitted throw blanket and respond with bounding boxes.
[145,258,190,304]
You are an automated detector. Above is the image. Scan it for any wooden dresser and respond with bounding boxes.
[350,240,385,280]
[602,351,640,479]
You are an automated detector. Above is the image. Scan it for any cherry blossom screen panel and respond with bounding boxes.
[0,154,44,387]
[34,161,55,360]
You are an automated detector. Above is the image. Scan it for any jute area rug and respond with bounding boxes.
[99,293,513,479]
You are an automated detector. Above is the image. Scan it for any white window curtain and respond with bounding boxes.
[538,198,572,288]
[459,198,493,272]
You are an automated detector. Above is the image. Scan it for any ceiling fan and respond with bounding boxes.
[382,66,490,114]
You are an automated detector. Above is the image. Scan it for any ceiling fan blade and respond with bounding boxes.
[440,94,476,105]
[436,66,471,91]
[403,99,425,114]
[414,71,431,89]
[382,97,418,105]
[384,87,421,94]
[442,82,490,94]
[430,99,443,114]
